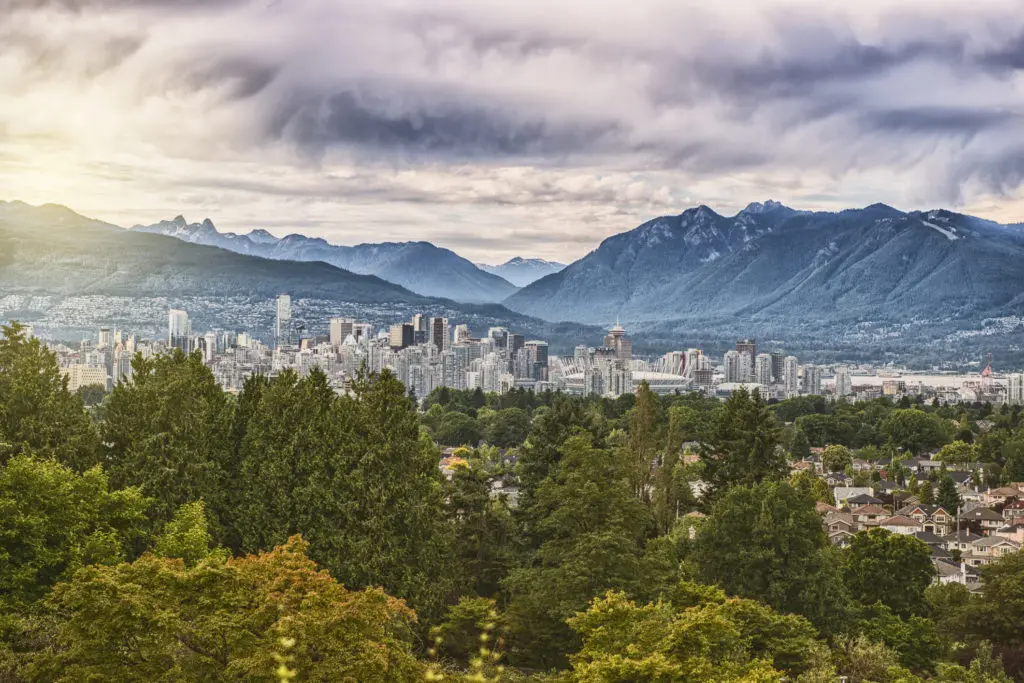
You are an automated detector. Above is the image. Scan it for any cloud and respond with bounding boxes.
[1,0,1023,262]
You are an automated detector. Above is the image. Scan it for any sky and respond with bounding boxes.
[1,0,1023,264]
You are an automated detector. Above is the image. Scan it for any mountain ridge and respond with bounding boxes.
[503,202,1024,328]
[478,257,566,287]
[132,218,519,304]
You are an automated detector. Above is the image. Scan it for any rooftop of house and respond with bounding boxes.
[880,515,922,527]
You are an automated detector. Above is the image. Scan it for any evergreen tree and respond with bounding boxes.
[936,475,962,514]
[694,480,850,634]
[515,394,587,522]
[0,322,98,467]
[624,381,662,501]
[504,434,654,669]
[790,427,812,461]
[699,387,785,499]
[843,529,935,617]
[101,350,233,534]
[920,480,935,505]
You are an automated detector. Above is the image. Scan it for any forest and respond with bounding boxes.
[3,319,1024,682]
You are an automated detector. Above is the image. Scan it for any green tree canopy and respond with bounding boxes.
[822,444,854,473]
[880,409,952,455]
[26,537,421,683]
[0,454,149,609]
[0,322,98,467]
[699,388,785,499]
[842,529,935,617]
[693,480,850,634]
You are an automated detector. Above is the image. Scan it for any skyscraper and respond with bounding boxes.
[755,353,773,386]
[430,317,449,351]
[835,366,853,397]
[412,314,428,345]
[783,356,799,396]
[168,309,191,353]
[723,350,743,383]
[525,340,549,381]
[98,327,111,349]
[771,351,785,384]
[1011,374,1024,405]
[736,339,756,381]
[389,323,415,350]
[275,295,291,347]
[803,365,822,396]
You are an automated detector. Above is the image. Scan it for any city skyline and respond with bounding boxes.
[3,1,1024,263]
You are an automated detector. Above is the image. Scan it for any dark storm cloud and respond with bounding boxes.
[863,107,1020,134]
[269,90,625,160]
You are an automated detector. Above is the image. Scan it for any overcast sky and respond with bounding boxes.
[2,0,1023,263]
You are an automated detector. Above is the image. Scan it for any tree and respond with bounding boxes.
[624,381,662,501]
[447,457,516,598]
[879,409,952,455]
[565,588,830,683]
[484,408,530,449]
[504,435,654,669]
[936,476,962,515]
[154,501,225,568]
[0,322,98,467]
[693,481,850,634]
[791,470,835,505]
[74,384,106,407]
[822,444,854,473]
[920,480,935,505]
[0,455,149,609]
[843,529,934,617]
[699,388,785,499]
[937,440,977,465]
[515,394,588,518]
[435,411,483,447]
[101,350,233,533]
[854,603,943,674]
[790,427,812,461]
[26,537,422,682]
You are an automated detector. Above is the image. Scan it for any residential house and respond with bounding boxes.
[962,507,1005,535]
[1003,499,1024,522]
[815,502,840,515]
[851,458,875,473]
[966,536,1020,567]
[983,486,1021,507]
[834,487,874,507]
[824,511,856,536]
[879,515,923,535]
[829,529,855,548]
[899,504,954,536]
[994,522,1024,545]
[934,558,982,590]
[852,504,889,529]
[847,493,884,507]
[825,472,854,488]
[790,460,814,475]
[943,529,983,554]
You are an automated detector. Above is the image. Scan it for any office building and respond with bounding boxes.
[1010,374,1024,405]
[724,350,743,383]
[389,323,415,350]
[430,317,449,351]
[329,318,355,347]
[525,340,549,381]
[771,351,785,384]
[603,324,633,361]
[412,314,428,345]
[736,339,756,379]
[98,327,111,349]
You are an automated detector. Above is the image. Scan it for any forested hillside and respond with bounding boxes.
[4,320,1024,681]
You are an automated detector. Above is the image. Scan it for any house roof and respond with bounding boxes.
[874,480,898,492]
[931,545,954,560]
[815,502,840,514]
[963,507,1003,521]
[914,531,946,545]
[987,486,1021,497]
[899,504,952,517]
[880,515,922,527]
[852,504,889,516]
[949,472,973,484]
[1004,500,1024,510]
[824,512,855,526]
[943,530,983,543]
[847,493,884,505]
[972,536,1020,549]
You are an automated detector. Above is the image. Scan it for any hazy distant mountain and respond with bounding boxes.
[478,257,566,287]
[133,217,519,303]
[504,201,1024,328]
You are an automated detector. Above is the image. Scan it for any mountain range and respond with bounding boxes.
[0,201,603,349]
[477,257,565,287]
[132,217,519,304]
[504,201,1024,330]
